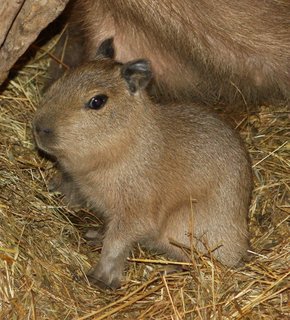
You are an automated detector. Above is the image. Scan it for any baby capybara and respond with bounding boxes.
[34,39,252,289]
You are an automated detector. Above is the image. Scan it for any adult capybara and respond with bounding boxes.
[48,0,290,105]
[33,39,252,289]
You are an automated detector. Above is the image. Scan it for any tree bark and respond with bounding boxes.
[0,0,69,85]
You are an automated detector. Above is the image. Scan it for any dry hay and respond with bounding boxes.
[0,38,289,320]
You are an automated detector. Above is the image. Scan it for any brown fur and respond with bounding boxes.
[50,0,290,105]
[33,53,253,289]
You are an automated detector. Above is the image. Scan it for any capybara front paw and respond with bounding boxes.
[48,172,62,192]
[48,172,84,207]
[86,266,121,290]
[84,228,104,247]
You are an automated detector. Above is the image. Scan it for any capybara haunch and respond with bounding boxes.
[50,0,290,105]
[33,40,252,289]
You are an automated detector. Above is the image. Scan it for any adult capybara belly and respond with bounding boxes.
[53,0,290,105]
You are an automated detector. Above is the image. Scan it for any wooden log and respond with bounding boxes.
[0,0,25,48]
[0,0,69,85]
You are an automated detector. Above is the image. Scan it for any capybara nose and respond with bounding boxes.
[34,125,53,135]
[33,115,54,136]
[33,118,56,154]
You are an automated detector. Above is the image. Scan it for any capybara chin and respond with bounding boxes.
[49,0,290,105]
[33,39,253,289]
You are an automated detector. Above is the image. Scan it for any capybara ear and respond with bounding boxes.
[121,59,152,93]
[96,38,115,59]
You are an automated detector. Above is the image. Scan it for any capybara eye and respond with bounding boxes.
[86,94,108,110]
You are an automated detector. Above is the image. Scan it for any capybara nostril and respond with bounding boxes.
[42,127,52,134]
[34,122,53,136]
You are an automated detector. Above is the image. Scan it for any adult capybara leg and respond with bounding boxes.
[46,26,85,86]
[44,2,86,89]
